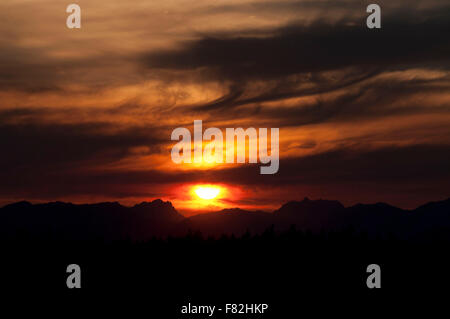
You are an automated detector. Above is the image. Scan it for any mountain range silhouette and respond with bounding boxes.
[1,197,450,241]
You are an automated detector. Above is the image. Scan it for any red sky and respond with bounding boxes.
[1,0,450,215]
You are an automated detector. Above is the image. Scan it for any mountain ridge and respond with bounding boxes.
[1,197,449,240]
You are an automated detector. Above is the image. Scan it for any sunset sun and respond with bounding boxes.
[194,186,221,200]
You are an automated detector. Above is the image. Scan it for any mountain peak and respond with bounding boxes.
[275,198,344,215]
[132,199,183,221]
[134,199,175,209]
[2,201,32,210]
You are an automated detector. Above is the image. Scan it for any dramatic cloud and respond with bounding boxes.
[143,6,450,113]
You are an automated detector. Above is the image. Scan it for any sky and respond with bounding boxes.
[1,0,449,215]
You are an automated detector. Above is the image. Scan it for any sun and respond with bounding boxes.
[194,185,221,200]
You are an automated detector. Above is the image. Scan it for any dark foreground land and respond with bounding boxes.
[1,229,449,317]
[1,198,450,316]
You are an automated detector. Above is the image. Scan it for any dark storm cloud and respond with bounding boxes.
[144,9,450,78]
[143,6,450,111]
[0,162,208,200]
[210,144,450,186]
[0,167,180,200]
[0,121,166,169]
[201,0,450,16]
